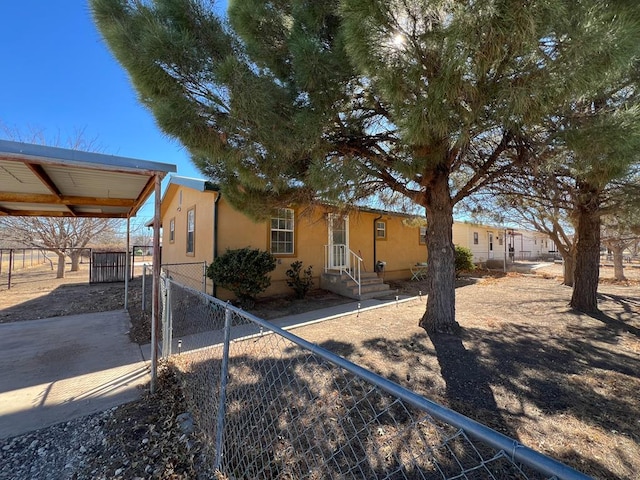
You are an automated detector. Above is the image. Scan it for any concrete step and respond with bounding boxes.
[340,277,386,288]
[320,271,390,300]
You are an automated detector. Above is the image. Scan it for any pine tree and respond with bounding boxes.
[91,0,640,333]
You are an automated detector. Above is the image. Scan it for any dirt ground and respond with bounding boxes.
[292,272,640,479]
[1,261,639,479]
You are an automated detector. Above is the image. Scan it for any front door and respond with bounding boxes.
[328,214,349,269]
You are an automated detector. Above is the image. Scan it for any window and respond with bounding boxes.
[376,220,387,239]
[473,232,479,245]
[169,218,175,243]
[498,235,503,246]
[186,207,195,255]
[419,226,427,245]
[270,208,294,254]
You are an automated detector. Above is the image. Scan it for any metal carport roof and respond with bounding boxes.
[0,139,176,218]
[0,138,177,392]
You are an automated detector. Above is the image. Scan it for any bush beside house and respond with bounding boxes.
[206,248,276,308]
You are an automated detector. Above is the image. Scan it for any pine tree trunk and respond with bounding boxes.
[561,251,575,287]
[56,252,66,279]
[611,244,626,281]
[419,171,458,335]
[570,191,600,313]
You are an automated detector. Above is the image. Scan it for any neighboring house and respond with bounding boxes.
[453,222,558,264]
[157,176,429,300]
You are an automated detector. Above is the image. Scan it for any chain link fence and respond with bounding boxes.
[161,278,589,480]
[139,262,208,313]
[162,261,208,293]
[0,247,90,289]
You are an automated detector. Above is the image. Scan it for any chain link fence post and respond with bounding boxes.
[214,306,233,471]
[161,274,172,359]
[141,264,147,312]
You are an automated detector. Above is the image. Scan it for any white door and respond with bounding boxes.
[328,214,349,269]
[488,232,494,259]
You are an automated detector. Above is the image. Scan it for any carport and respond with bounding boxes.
[0,139,176,391]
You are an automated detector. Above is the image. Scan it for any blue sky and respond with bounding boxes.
[0,0,225,224]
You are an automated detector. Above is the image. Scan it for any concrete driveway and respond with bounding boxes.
[0,310,149,440]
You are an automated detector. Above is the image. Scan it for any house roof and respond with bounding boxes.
[156,175,426,222]
[147,175,219,227]
[167,175,219,193]
[0,140,176,218]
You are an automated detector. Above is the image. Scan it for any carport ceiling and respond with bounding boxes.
[0,140,176,218]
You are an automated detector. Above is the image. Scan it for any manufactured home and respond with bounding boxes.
[158,176,429,300]
[157,176,555,301]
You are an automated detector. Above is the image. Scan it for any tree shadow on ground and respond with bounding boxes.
[351,316,634,479]
[428,330,520,439]
[591,292,640,338]
[360,330,519,440]
[180,344,546,480]
[468,320,640,450]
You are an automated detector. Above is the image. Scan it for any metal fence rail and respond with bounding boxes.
[162,278,589,480]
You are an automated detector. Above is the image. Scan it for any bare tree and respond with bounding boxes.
[0,217,120,278]
[601,200,640,281]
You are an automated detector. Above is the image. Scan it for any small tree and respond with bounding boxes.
[286,261,314,299]
[206,248,276,308]
[454,247,475,277]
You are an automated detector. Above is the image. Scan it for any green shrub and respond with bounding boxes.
[454,246,475,275]
[206,248,276,308]
[285,261,314,299]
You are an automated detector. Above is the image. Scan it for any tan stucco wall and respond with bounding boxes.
[207,203,429,298]
[159,184,215,291]
[159,184,563,301]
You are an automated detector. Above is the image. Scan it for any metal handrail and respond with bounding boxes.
[324,244,363,297]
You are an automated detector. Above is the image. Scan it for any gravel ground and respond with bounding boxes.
[0,411,109,480]
[0,368,207,480]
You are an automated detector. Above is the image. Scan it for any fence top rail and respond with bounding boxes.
[161,262,206,267]
[164,277,589,480]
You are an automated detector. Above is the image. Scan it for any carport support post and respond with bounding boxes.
[141,264,147,311]
[151,175,162,393]
[124,216,130,309]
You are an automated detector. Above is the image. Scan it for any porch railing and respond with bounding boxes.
[324,244,362,297]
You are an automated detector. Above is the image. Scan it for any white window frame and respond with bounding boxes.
[270,208,295,255]
[419,226,427,245]
[186,207,195,255]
